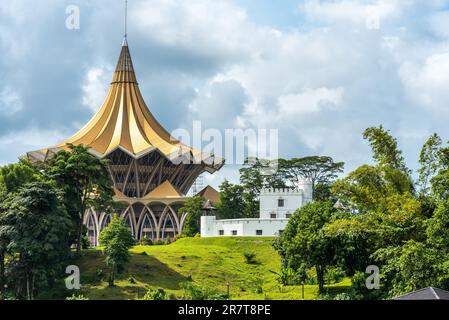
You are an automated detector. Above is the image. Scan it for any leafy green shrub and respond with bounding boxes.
[154,240,165,246]
[140,238,153,246]
[180,282,228,300]
[66,294,89,300]
[325,267,345,284]
[142,288,168,300]
[243,252,258,264]
[270,267,296,286]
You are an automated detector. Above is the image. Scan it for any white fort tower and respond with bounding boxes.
[201,181,313,237]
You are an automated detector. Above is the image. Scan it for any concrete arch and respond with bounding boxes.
[99,212,112,231]
[167,205,181,232]
[136,205,159,238]
[123,205,137,237]
[138,211,158,240]
[84,208,100,247]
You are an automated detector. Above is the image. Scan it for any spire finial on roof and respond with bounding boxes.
[124,0,128,43]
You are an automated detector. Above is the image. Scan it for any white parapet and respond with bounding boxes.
[201,217,289,237]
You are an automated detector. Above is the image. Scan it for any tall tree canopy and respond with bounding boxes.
[281,157,344,198]
[363,126,410,175]
[2,182,72,299]
[418,133,442,196]
[274,201,337,293]
[46,144,115,254]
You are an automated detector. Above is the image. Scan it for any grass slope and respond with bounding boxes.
[75,237,350,300]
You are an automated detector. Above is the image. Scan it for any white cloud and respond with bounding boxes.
[0,128,64,147]
[132,0,257,62]
[278,87,344,116]
[82,66,112,112]
[400,53,449,114]
[299,0,399,29]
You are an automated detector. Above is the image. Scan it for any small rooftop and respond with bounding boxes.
[394,287,449,300]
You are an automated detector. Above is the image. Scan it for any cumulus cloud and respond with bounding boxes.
[278,87,344,116]
[82,66,112,112]
[400,53,449,115]
[299,0,399,29]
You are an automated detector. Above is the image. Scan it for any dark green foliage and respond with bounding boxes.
[142,288,168,300]
[2,182,72,299]
[0,161,42,194]
[99,214,135,286]
[274,201,337,293]
[180,196,204,237]
[216,180,246,219]
[280,157,344,200]
[373,241,444,298]
[180,282,228,300]
[46,144,115,254]
[323,126,449,299]
[243,252,258,264]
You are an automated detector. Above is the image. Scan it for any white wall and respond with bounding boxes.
[201,216,289,237]
[260,189,303,219]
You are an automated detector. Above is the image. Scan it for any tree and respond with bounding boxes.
[274,201,336,293]
[0,161,42,194]
[418,134,442,196]
[332,165,414,213]
[0,162,44,298]
[216,180,246,219]
[99,214,135,286]
[281,157,344,200]
[427,200,449,250]
[430,144,449,201]
[46,144,115,254]
[180,196,204,237]
[373,240,444,298]
[363,126,410,175]
[3,182,72,299]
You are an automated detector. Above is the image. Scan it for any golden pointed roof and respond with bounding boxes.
[58,41,188,158]
[27,40,223,172]
[144,180,184,198]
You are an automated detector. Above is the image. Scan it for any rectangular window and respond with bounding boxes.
[278,199,285,207]
[219,230,224,236]
[256,230,263,236]
[286,214,292,219]
[270,213,277,219]
[279,230,284,236]
[232,230,238,236]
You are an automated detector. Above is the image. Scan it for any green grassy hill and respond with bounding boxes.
[74,237,350,300]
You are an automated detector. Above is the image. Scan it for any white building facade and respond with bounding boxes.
[201,182,313,237]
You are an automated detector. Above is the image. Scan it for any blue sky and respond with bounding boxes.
[2,0,449,188]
